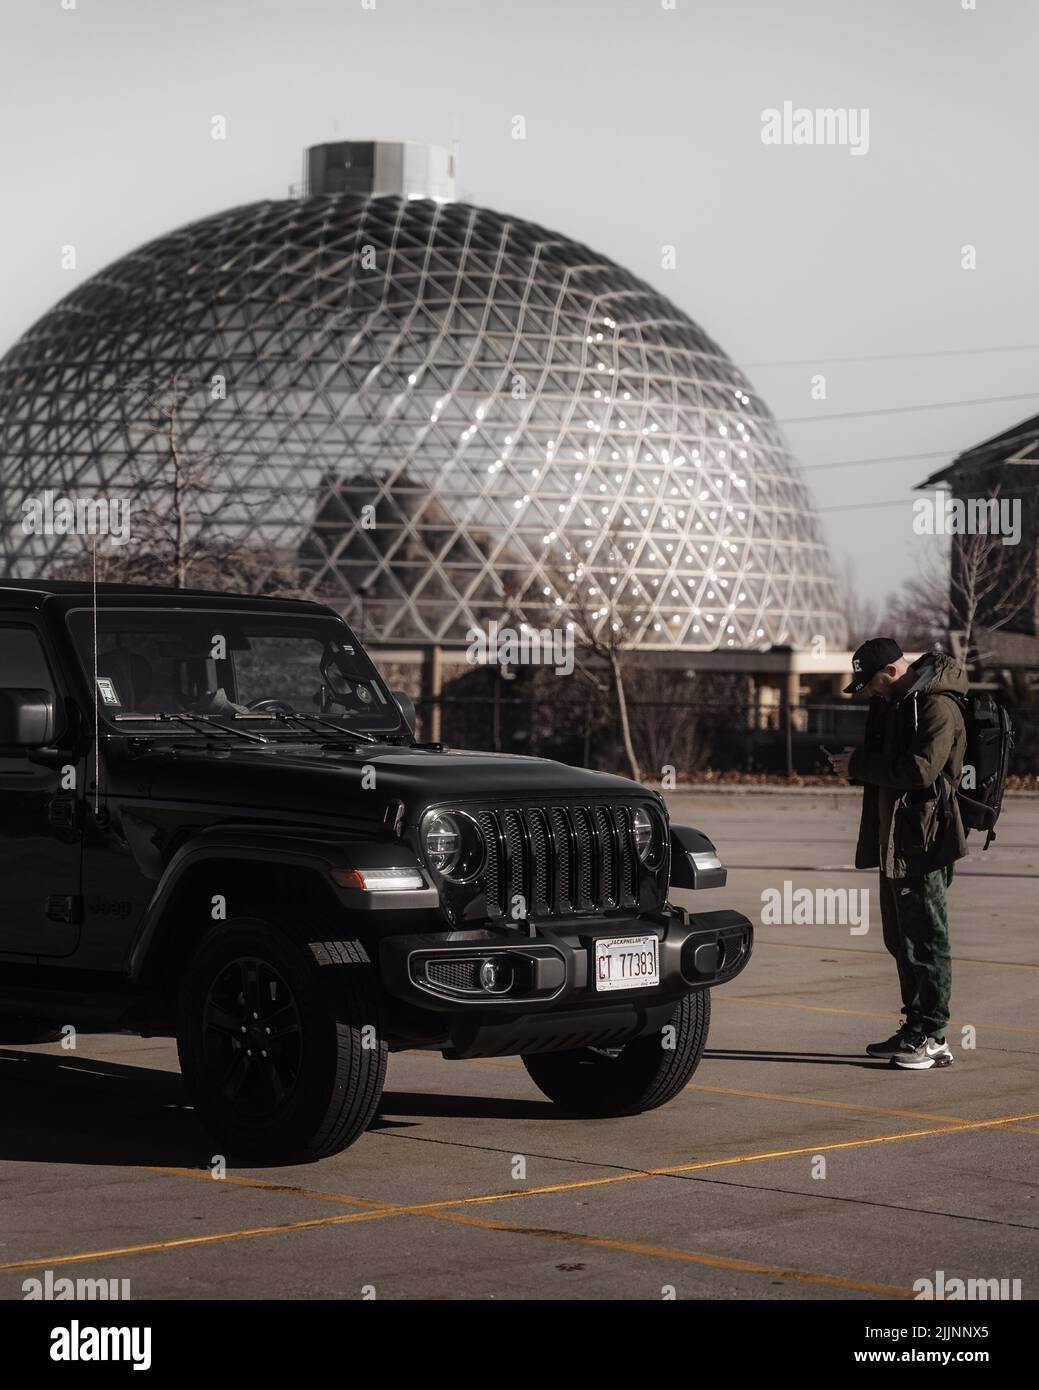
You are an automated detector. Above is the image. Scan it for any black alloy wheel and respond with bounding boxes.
[202,956,303,1120]
[177,916,387,1162]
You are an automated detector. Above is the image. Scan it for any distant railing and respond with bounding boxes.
[407,697,868,778]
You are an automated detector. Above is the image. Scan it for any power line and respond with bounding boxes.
[744,342,1039,369]
[817,498,918,513]
[778,391,1039,425]
[800,448,951,474]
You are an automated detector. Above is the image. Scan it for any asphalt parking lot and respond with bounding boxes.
[0,789,1036,1301]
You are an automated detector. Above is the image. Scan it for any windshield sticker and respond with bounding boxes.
[96,677,120,706]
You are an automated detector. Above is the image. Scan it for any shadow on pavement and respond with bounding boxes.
[705,1048,891,1069]
[0,1042,896,1167]
[0,1046,213,1166]
[374,1089,555,1123]
[0,1048,553,1165]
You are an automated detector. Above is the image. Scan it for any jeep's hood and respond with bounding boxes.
[115,740,648,830]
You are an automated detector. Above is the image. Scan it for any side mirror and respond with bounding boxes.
[0,688,56,747]
[392,689,416,735]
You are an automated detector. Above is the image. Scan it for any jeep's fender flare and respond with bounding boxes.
[668,823,728,890]
[127,824,436,983]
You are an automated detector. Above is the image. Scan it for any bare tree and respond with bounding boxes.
[53,374,301,594]
[881,538,951,652]
[877,488,1035,667]
[621,666,750,778]
[544,531,642,782]
[948,492,1034,666]
[838,556,888,650]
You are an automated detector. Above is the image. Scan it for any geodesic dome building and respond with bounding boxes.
[0,142,844,651]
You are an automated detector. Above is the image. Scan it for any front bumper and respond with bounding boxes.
[379,905,751,1059]
[379,904,752,1014]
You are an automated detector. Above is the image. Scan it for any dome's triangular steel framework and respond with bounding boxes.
[0,194,845,650]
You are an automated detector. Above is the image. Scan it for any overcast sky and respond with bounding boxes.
[2,0,1037,608]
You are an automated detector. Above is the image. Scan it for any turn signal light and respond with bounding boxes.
[689,851,722,873]
[331,866,425,892]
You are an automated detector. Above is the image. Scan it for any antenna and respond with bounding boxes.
[92,539,100,814]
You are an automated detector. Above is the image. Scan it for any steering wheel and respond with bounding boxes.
[247,698,297,715]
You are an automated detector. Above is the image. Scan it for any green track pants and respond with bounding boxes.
[877,867,953,1039]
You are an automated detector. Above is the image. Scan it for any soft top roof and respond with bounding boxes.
[0,578,333,615]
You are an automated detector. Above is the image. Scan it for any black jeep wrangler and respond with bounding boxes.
[0,580,752,1162]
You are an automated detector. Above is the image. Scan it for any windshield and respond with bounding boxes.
[66,607,404,736]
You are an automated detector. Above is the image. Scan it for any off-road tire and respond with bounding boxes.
[176,915,387,1163]
[521,989,711,1116]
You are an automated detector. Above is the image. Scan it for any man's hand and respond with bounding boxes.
[826,747,854,779]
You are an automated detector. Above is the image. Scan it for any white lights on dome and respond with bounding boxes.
[0,192,844,651]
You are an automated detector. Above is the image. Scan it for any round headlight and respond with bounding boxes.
[422,811,485,882]
[633,807,656,863]
[424,812,462,876]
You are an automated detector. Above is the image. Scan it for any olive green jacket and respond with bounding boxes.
[847,654,969,879]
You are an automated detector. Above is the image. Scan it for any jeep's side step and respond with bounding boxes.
[0,977,164,1033]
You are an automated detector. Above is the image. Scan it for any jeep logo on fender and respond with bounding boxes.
[86,895,133,920]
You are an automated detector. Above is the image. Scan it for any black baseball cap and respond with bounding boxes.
[844,637,904,695]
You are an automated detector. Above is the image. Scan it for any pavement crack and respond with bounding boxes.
[675,1174,1039,1231]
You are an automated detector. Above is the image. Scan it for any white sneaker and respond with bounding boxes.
[891,1035,954,1070]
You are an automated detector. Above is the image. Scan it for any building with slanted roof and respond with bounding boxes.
[917,413,1039,670]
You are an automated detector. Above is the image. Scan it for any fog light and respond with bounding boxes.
[479,958,513,993]
[681,938,723,981]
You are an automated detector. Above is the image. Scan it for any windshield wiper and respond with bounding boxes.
[230,711,379,744]
[114,713,270,744]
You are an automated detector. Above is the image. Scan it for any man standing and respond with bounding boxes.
[827,638,968,1070]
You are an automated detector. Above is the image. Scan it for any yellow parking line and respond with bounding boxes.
[409,1051,1039,1135]
[411,1209,918,1298]
[716,995,1039,1037]
[417,1108,1039,1206]
[135,1168,394,1208]
[684,1083,1039,1137]
[3,1106,1035,1275]
[687,1083,979,1126]
[0,1206,407,1273]
[0,1177,914,1297]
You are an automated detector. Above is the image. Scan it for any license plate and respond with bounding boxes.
[593,934,660,992]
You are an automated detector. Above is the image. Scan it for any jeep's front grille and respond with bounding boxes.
[594,806,617,908]
[527,808,551,915]
[573,806,595,907]
[471,802,646,921]
[478,810,501,906]
[504,808,525,911]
